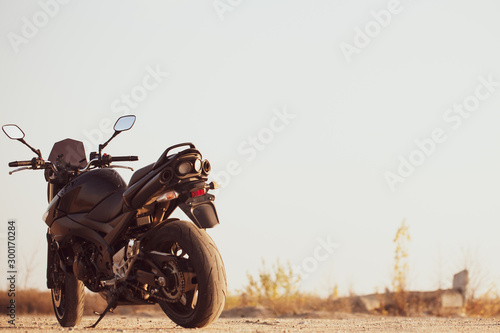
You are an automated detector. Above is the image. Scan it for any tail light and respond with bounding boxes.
[191,189,206,198]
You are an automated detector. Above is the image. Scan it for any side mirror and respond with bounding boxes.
[2,124,42,158]
[114,115,136,132]
[2,125,25,140]
[98,115,136,159]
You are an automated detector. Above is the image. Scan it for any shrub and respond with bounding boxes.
[239,259,303,315]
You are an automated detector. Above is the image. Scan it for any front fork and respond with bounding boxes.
[46,231,67,289]
[46,231,55,289]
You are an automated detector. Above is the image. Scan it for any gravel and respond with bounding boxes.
[1,315,499,332]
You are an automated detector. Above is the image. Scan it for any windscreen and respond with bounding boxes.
[48,138,87,167]
[45,138,87,180]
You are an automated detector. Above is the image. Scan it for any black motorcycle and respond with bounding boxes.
[2,115,226,328]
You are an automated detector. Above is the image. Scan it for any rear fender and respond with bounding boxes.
[139,218,180,245]
[178,193,219,229]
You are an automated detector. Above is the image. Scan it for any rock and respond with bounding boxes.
[357,294,382,312]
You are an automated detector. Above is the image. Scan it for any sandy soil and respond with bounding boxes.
[1,314,499,332]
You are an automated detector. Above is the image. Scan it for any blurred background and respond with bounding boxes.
[0,0,499,298]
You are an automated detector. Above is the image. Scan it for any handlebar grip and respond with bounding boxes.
[9,160,32,167]
[111,156,139,162]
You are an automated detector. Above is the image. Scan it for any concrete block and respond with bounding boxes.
[441,290,464,308]
[453,270,469,295]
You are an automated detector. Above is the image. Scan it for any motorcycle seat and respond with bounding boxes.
[128,163,154,187]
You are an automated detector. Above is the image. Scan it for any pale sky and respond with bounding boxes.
[1,0,500,296]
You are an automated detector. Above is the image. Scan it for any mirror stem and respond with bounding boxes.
[19,138,42,159]
[98,131,120,159]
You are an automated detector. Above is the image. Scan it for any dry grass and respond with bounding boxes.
[0,289,162,316]
[223,258,500,318]
[466,292,500,317]
[0,289,103,315]
[2,252,499,318]
[1,289,53,315]
[2,287,500,318]
[234,259,309,315]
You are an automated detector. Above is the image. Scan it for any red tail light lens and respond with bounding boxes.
[191,189,206,198]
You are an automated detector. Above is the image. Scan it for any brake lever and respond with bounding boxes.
[79,158,99,172]
[110,165,134,171]
[9,167,31,175]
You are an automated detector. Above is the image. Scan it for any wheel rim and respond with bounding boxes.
[52,281,66,318]
[51,253,66,319]
[159,242,198,318]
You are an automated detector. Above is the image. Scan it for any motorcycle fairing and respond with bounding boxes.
[49,210,136,279]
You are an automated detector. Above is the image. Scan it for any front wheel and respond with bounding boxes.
[146,220,227,328]
[50,254,85,327]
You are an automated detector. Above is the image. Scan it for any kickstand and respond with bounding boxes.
[87,297,117,328]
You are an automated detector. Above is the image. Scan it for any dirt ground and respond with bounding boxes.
[1,314,499,332]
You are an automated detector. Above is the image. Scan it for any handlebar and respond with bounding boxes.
[8,157,47,168]
[8,160,32,167]
[108,155,139,162]
[79,155,139,172]
[7,158,53,175]
[8,154,138,174]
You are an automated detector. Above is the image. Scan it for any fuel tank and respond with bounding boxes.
[57,168,126,215]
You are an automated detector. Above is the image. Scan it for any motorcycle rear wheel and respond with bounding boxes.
[147,220,226,328]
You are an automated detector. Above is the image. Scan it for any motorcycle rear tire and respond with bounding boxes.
[147,220,226,328]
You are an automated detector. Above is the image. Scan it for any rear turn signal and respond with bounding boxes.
[208,181,220,190]
[157,190,179,202]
